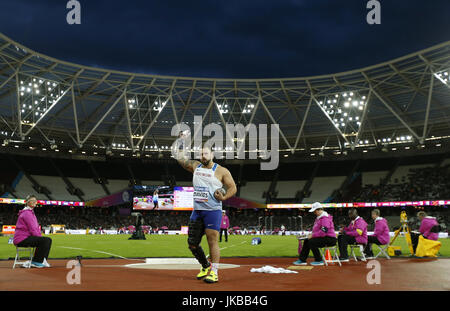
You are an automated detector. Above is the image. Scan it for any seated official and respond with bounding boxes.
[411,211,439,253]
[13,195,52,268]
[293,202,337,266]
[363,209,390,259]
[338,208,368,262]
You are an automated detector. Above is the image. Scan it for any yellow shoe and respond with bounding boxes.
[203,270,218,283]
[196,265,211,280]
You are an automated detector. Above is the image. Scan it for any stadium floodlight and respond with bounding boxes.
[127,97,137,109]
[317,90,368,143]
[242,101,256,114]
[434,68,449,87]
[17,75,67,125]
[395,135,413,143]
[358,139,370,146]
[377,137,392,144]
[111,143,127,149]
[153,97,168,112]
[217,101,229,114]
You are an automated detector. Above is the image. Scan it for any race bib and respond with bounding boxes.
[193,186,209,202]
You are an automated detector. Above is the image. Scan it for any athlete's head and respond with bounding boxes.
[200,145,214,166]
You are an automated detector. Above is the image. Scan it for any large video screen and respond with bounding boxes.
[133,186,194,211]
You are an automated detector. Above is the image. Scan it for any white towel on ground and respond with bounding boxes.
[250,265,298,274]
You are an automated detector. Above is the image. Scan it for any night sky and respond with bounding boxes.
[0,0,449,78]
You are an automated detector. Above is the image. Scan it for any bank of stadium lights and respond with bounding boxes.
[357,140,371,146]
[153,98,168,112]
[395,135,413,143]
[112,143,126,149]
[434,69,449,87]
[19,76,66,122]
[318,91,367,137]
[375,136,411,144]
[128,97,137,109]
[217,102,229,114]
[377,138,393,144]
[145,145,170,151]
[242,103,255,114]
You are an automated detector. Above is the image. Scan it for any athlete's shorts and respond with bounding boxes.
[190,210,222,232]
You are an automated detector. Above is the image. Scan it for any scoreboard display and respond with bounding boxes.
[133,186,194,211]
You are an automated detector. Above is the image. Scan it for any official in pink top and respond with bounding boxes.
[293,202,337,266]
[13,195,52,268]
[411,211,440,253]
[338,208,368,261]
[219,210,230,242]
[363,209,390,258]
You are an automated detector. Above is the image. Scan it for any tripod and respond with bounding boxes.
[389,211,414,255]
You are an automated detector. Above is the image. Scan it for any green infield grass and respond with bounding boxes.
[0,234,449,260]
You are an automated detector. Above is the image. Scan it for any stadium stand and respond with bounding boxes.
[356,165,450,202]
[0,152,449,233]
[1,203,447,234]
[275,180,306,199]
[304,176,346,203]
[361,171,388,186]
[239,182,271,203]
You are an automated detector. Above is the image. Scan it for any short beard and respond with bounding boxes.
[201,159,211,166]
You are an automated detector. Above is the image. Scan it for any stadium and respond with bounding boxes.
[0,27,450,292]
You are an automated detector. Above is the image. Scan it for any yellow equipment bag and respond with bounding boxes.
[404,231,414,254]
[415,235,441,257]
[387,246,402,256]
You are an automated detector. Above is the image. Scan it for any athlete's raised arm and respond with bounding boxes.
[173,132,200,173]
[177,155,200,173]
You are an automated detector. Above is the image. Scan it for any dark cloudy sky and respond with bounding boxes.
[0,0,449,78]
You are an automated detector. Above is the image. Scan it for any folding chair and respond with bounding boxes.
[349,244,367,262]
[373,244,391,259]
[319,246,342,266]
[13,247,35,269]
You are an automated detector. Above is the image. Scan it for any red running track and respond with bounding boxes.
[0,257,449,291]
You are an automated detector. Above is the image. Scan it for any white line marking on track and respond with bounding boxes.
[206,241,247,258]
[57,246,145,261]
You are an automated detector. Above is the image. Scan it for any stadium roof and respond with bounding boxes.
[0,32,449,159]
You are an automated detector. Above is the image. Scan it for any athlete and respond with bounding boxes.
[152,189,159,210]
[174,138,237,283]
